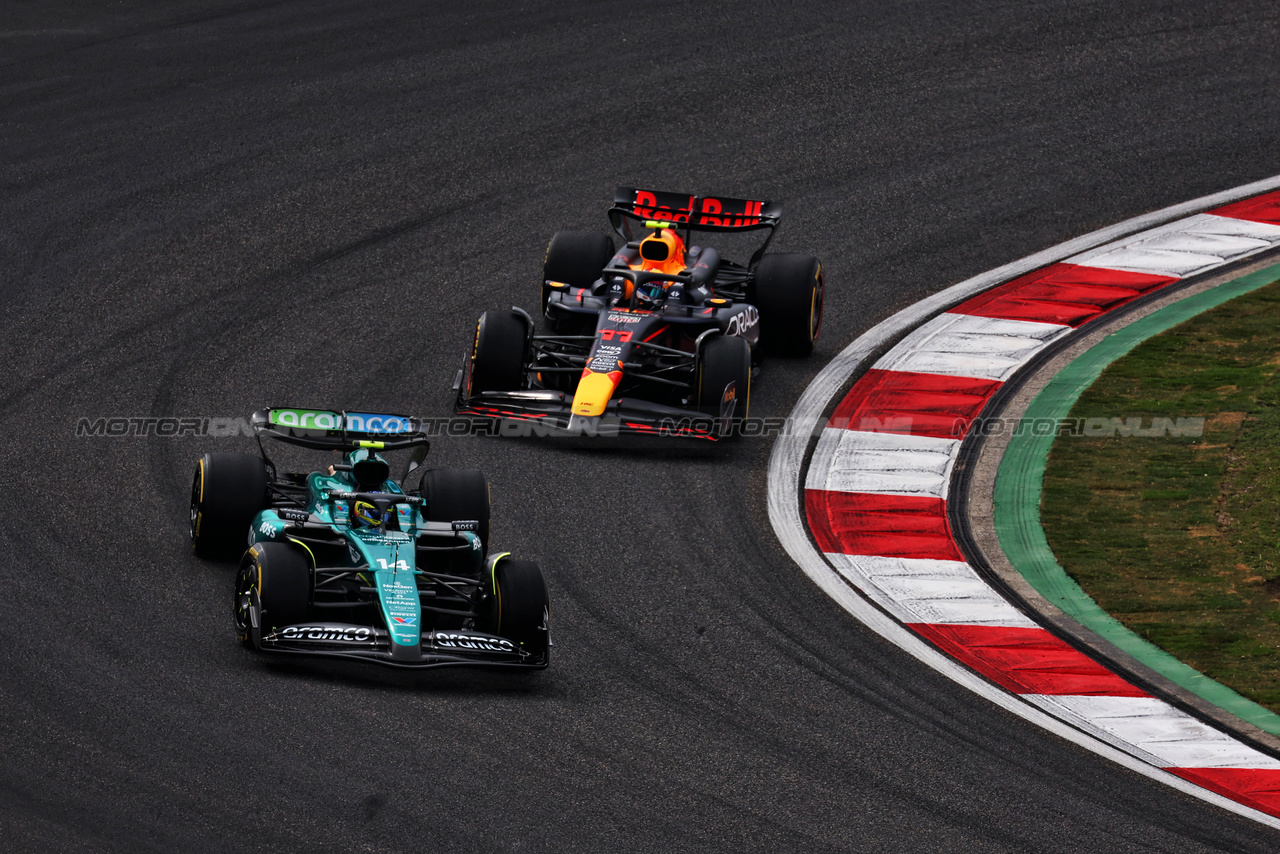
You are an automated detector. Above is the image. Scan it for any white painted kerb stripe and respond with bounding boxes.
[873,314,1073,382]
[1027,695,1280,770]
[1070,213,1280,278]
[825,554,1040,628]
[806,428,960,498]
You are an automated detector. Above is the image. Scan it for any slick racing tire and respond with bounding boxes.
[235,542,310,648]
[485,556,549,654]
[468,310,528,395]
[542,230,614,313]
[419,468,491,555]
[191,452,268,559]
[750,253,824,356]
[696,334,752,437]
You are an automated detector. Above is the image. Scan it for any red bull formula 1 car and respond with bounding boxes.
[454,187,824,439]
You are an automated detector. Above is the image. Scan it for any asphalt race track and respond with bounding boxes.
[5,2,1280,851]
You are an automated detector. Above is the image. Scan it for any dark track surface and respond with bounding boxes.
[4,2,1280,851]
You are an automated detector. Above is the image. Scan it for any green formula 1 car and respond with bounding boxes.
[189,407,550,670]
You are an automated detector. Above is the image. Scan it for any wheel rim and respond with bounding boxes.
[233,560,256,639]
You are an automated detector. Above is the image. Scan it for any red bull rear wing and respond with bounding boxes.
[608,187,782,236]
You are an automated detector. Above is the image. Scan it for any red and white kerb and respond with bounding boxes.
[804,192,1280,817]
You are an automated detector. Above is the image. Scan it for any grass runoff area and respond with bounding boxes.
[1042,276,1280,711]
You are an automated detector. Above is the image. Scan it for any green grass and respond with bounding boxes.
[1041,278,1280,710]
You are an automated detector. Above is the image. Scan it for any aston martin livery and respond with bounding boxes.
[455,187,824,440]
[189,408,550,670]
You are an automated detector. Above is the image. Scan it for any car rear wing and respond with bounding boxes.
[608,187,783,265]
[250,408,431,451]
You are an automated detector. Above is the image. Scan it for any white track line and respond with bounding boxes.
[767,173,1280,829]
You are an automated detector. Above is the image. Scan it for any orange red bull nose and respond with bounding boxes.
[571,370,623,416]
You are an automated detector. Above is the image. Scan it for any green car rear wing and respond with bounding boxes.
[250,408,431,452]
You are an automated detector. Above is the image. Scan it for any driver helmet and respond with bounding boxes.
[352,499,385,528]
[635,280,667,305]
[638,228,686,276]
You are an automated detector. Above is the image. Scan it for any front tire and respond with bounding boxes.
[235,542,311,648]
[483,556,549,656]
[191,452,268,559]
[542,230,615,312]
[696,335,752,436]
[750,253,824,355]
[419,468,491,555]
[468,310,529,395]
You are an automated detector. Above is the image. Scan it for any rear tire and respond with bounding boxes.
[485,556,549,654]
[696,335,752,436]
[542,231,614,312]
[419,468,491,555]
[191,452,268,559]
[468,310,528,395]
[235,542,310,648]
[750,253,824,355]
